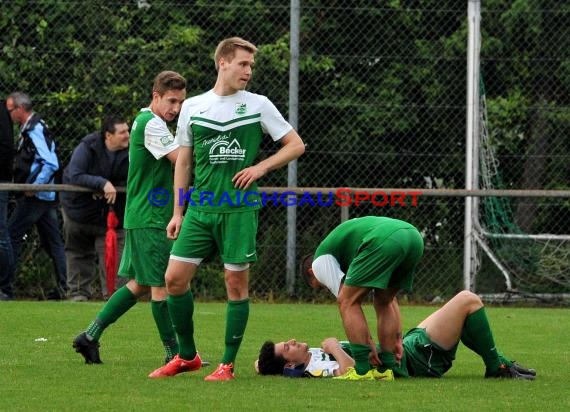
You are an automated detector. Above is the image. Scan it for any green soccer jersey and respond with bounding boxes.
[176,90,292,212]
[124,108,179,229]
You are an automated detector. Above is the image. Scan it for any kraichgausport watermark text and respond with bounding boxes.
[147,188,422,207]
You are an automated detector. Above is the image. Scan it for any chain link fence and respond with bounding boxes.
[1,1,568,302]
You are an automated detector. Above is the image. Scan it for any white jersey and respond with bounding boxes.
[176,89,292,147]
[174,89,293,211]
[138,108,179,160]
[304,348,340,378]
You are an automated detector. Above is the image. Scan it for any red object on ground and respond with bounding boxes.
[105,208,119,297]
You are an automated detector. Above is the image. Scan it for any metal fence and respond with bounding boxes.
[1,1,569,302]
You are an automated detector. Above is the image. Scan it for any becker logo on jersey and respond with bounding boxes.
[209,138,246,164]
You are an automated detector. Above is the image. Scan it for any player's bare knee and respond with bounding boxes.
[337,295,361,311]
[165,271,187,295]
[151,286,168,301]
[127,280,149,297]
[165,282,187,296]
[337,297,350,312]
[223,264,249,293]
[457,290,483,311]
[164,271,174,287]
[224,277,248,298]
[373,288,397,306]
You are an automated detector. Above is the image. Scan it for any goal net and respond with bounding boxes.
[474,78,570,302]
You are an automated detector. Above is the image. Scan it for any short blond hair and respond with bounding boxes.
[214,37,258,71]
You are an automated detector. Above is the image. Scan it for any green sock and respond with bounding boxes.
[379,351,396,369]
[350,343,371,375]
[460,307,507,372]
[167,291,196,360]
[86,285,137,341]
[380,350,410,378]
[151,300,179,361]
[221,298,249,364]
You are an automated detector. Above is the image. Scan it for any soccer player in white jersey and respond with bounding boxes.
[256,338,393,379]
[149,37,305,380]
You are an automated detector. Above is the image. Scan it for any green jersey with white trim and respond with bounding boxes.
[176,90,292,212]
[124,108,179,229]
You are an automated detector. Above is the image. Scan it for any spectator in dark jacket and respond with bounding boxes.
[4,92,67,300]
[60,115,130,301]
[0,100,14,301]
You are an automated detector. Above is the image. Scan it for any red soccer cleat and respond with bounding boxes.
[204,363,235,381]
[148,353,202,378]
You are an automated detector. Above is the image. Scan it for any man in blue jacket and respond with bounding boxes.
[3,92,66,300]
[60,115,129,301]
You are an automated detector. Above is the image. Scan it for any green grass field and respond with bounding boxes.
[0,300,568,411]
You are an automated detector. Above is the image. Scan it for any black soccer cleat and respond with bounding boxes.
[485,363,535,380]
[73,332,102,364]
[511,361,536,376]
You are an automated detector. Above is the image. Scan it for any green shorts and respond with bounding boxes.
[344,227,424,292]
[118,228,172,286]
[402,328,457,378]
[171,208,258,264]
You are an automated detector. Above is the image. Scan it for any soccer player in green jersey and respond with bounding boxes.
[148,37,305,380]
[256,291,536,380]
[73,71,187,365]
[301,216,424,379]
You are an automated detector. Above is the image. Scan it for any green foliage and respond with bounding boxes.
[192,260,228,300]
[1,1,566,188]
[486,91,529,152]
[2,1,569,298]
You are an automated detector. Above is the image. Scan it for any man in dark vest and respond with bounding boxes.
[60,115,129,301]
[0,99,14,301]
[2,92,67,300]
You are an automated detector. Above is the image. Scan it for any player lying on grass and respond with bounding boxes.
[257,337,394,380]
[256,291,536,380]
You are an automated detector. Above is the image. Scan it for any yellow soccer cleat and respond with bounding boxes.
[370,368,395,381]
[333,367,376,381]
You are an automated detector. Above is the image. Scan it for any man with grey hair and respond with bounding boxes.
[2,92,67,300]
